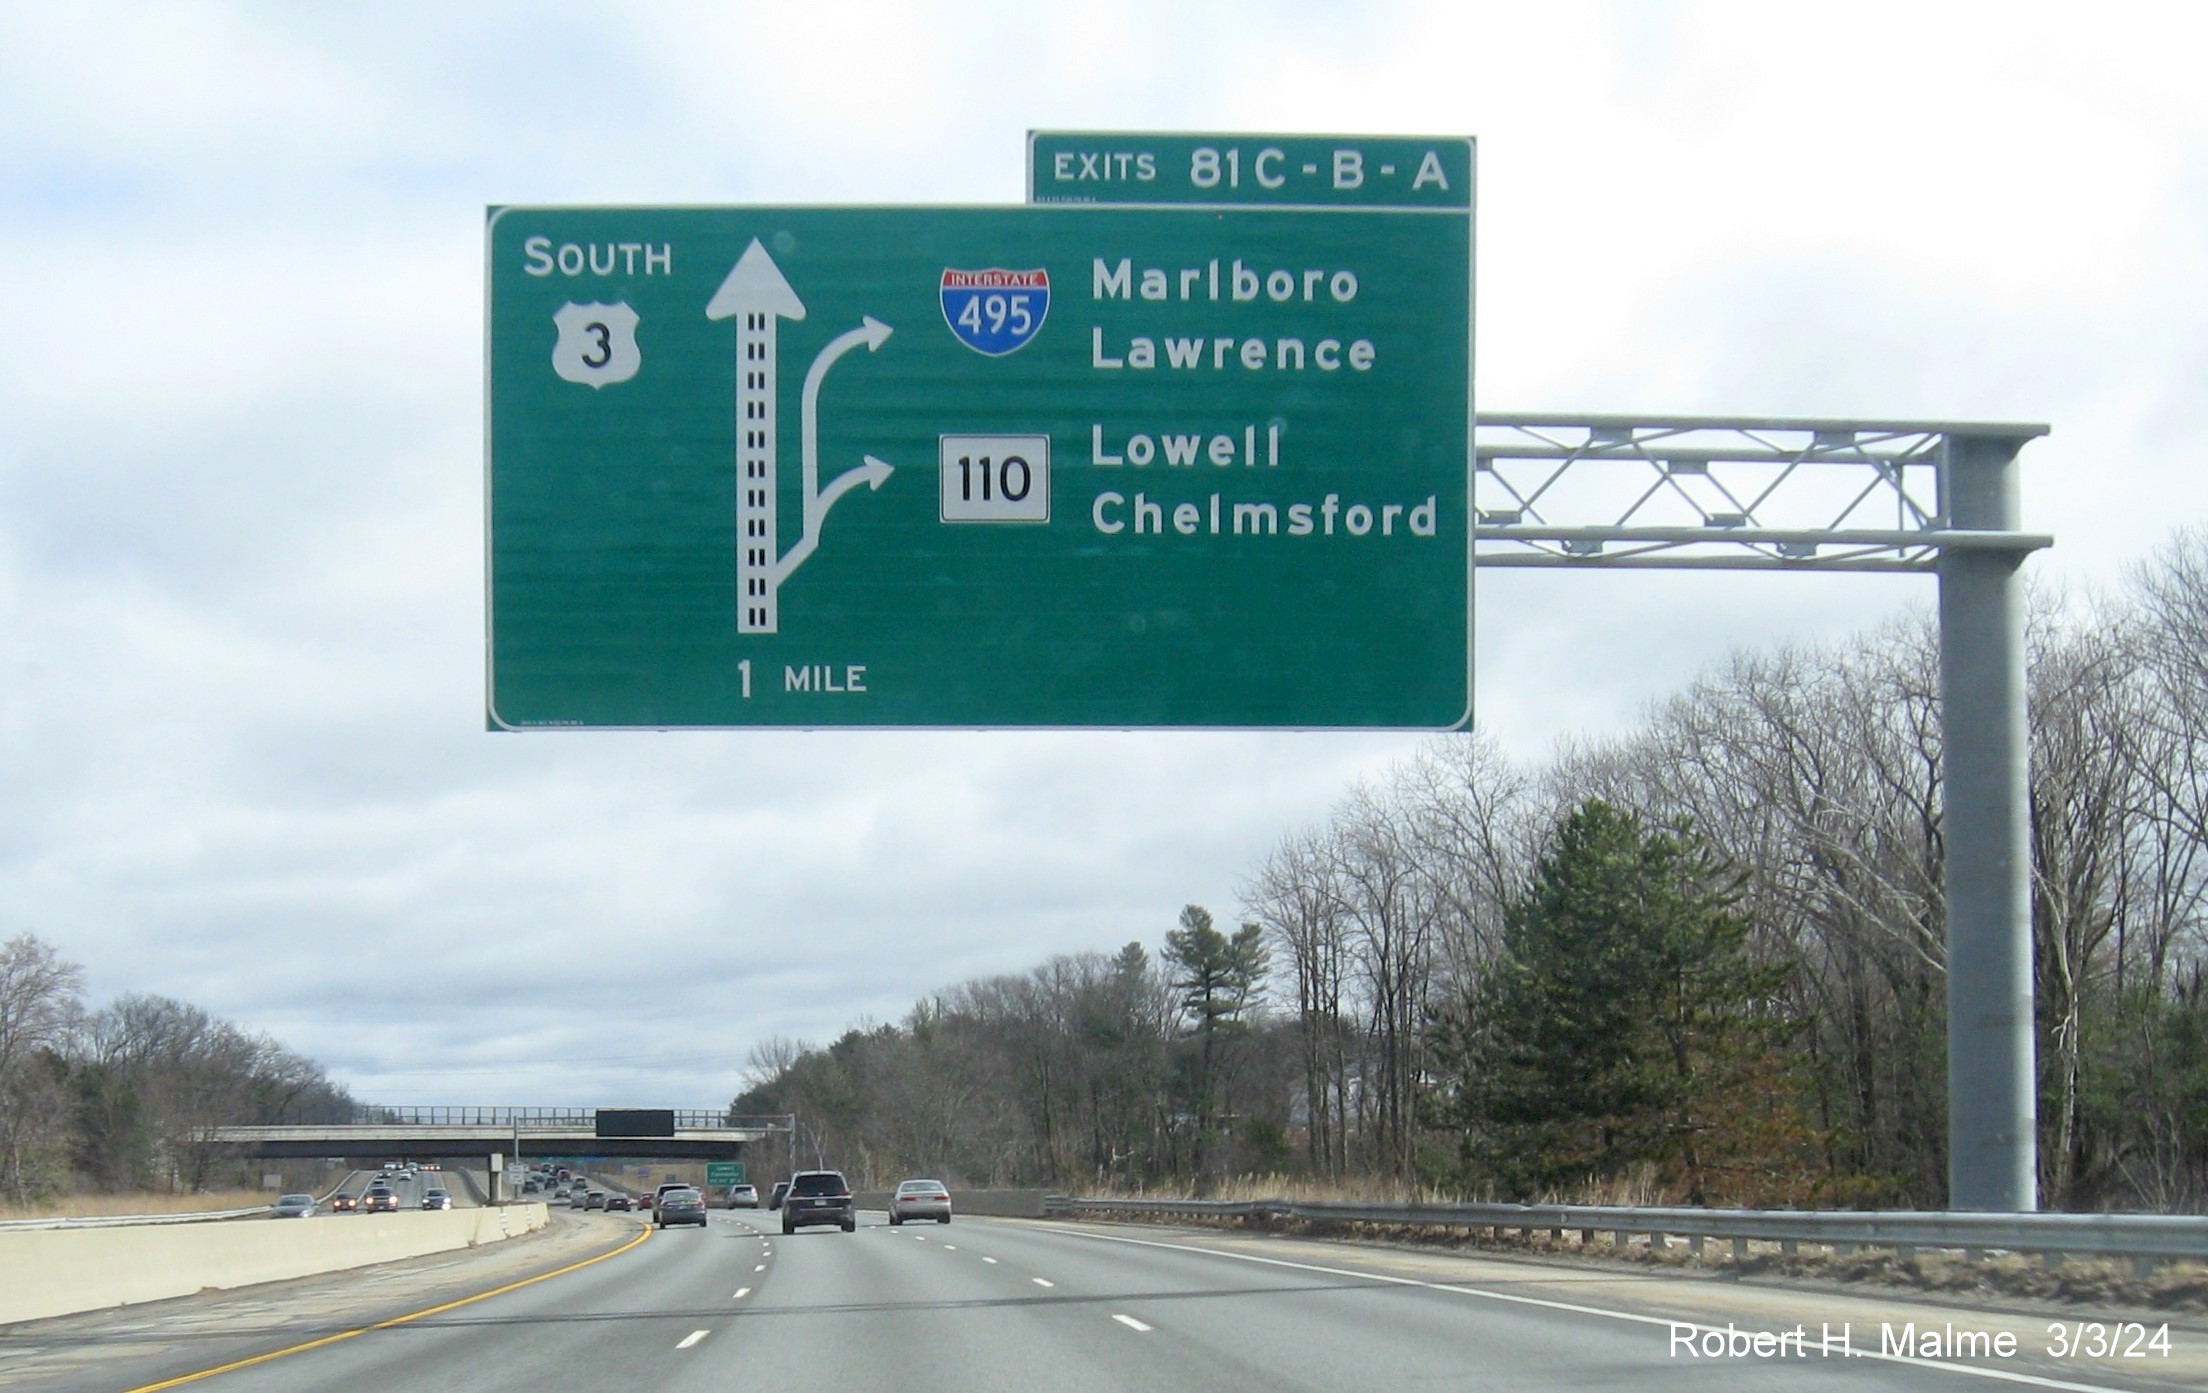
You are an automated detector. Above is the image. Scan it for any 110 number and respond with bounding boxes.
[955,454,1033,504]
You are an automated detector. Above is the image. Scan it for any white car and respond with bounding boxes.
[888,1179,952,1225]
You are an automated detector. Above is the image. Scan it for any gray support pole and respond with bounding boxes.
[1938,433,2038,1212]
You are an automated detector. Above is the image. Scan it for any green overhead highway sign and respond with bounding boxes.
[486,153,1471,728]
[706,1161,745,1187]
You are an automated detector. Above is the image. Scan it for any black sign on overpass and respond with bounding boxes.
[595,1108,675,1138]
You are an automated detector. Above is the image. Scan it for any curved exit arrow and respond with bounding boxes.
[776,455,894,584]
[799,317,893,544]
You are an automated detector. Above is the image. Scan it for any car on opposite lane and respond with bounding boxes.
[888,1179,952,1225]
[361,1187,400,1213]
[656,1187,708,1228]
[270,1194,318,1219]
[420,1188,453,1210]
[781,1170,856,1233]
[328,1192,357,1212]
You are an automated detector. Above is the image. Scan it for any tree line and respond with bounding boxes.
[735,530,2208,1210]
[0,935,356,1203]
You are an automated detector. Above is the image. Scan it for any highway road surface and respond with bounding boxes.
[2,1209,2200,1393]
[325,1167,483,1209]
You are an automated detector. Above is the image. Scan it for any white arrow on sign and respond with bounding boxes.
[781,316,894,584]
[777,454,893,582]
[706,241,895,632]
[708,240,805,634]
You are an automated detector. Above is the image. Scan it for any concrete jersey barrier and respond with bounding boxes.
[0,1202,551,1327]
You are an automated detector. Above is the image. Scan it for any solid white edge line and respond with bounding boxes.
[676,1330,710,1350]
[1113,1314,1153,1332]
[1044,1228,2147,1393]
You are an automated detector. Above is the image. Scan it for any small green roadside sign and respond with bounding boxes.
[706,1161,745,1187]
[486,139,1472,729]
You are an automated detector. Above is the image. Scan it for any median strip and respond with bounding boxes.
[119,1223,653,1393]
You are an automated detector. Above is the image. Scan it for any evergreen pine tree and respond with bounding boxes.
[1427,799,1798,1201]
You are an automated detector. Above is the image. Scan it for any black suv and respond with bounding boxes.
[780,1170,855,1233]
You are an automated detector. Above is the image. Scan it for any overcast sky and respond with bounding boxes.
[3,1,2203,1109]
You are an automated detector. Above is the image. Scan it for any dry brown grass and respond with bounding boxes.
[0,1189,272,1221]
[1084,1168,1666,1208]
[1182,1175,1456,1205]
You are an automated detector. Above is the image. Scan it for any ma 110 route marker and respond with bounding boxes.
[484,134,1473,729]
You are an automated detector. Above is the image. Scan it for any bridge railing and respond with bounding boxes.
[349,1106,739,1129]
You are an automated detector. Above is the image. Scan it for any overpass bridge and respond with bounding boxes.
[208,1108,794,1196]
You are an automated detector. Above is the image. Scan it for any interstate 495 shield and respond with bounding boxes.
[485,199,1471,729]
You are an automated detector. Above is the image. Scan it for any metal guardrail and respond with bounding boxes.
[0,1171,470,1231]
[0,1205,271,1232]
[1045,1196,2208,1271]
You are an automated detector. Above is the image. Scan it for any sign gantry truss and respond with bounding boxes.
[1474,415,2051,571]
[1474,410,2052,1214]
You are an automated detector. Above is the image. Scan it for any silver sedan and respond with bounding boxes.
[887,1179,951,1225]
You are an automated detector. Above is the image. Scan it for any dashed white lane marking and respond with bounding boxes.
[733,1288,751,1300]
[754,1264,767,1272]
[1031,1278,1055,1288]
[982,1257,998,1264]
[677,1330,710,1350]
[1113,1314,1152,1332]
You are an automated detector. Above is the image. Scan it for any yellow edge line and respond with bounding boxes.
[119,1222,654,1393]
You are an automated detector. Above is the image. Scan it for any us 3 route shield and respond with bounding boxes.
[486,168,1472,729]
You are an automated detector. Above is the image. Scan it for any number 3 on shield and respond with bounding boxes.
[580,322,612,369]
